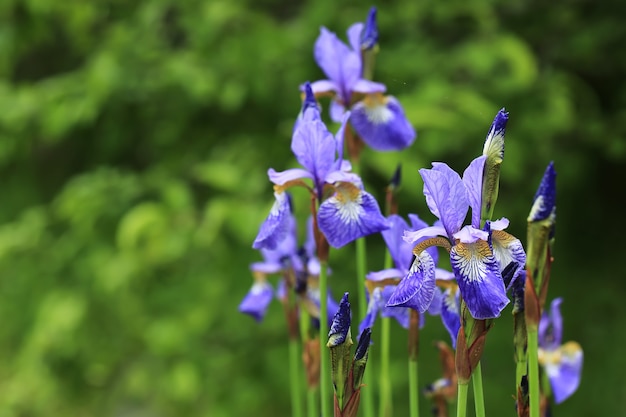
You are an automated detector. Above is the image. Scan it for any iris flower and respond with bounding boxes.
[387,157,526,319]
[310,8,415,151]
[538,298,583,404]
[359,214,445,336]
[255,83,388,249]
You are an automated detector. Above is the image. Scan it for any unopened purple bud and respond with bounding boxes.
[328,292,351,347]
[354,327,371,361]
[360,7,378,51]
[528,161,556,222]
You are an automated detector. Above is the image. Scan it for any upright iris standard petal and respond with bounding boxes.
[350,94,416,151]
[314,27,361,104]
[528,161,557,222]
[386,250,437,313]
[450,240,509,319]
[291,119,338,195]
[462,155,487,228]
[317,182,389,248]
[239,281,274,322]
[253,191,291,250]
[420,164,469,241]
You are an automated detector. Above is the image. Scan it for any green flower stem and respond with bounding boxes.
[289,338,304,417]
[409,358,420,417]
[527,328,540,417]
[516,358,527,394]
[307,388,318,417]
[356,236,374,417]
[472,361,486,417]
[379,250,393,417]
[319,260,331,417]
[379,316,392,417]
[457,382,469,417]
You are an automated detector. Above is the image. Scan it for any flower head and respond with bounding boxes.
[390,158,526,319]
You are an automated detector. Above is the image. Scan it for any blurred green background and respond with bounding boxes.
[0,0,624,416]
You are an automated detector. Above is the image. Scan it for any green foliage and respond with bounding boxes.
[0,0,624,416]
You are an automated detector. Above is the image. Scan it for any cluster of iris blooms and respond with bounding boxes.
[240,7,582,417]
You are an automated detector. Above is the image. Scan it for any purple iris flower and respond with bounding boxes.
[358,214,445,336]
[264,108,388,249]
[309,11,415,151]
[388,158,526,319]
[538,298,583,404]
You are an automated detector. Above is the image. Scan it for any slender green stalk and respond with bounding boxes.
[472,362,486,417]
[319,261,331,417]
[379,317,392,417]
[307,388,318,417]
[527,328,540,417]
[456,383,469,417]
[379,250,393,417]
[355,236,374,417]
[516,359,527,394]
[289,338,304,417]
[409,358,420,417]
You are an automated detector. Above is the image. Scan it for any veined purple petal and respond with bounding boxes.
[268,167,313,185]
[314,27,361,103]
[318,187,389,248]
[490,229,526,290]
[366,268,405,281]
[310,79,338,95]
[529,161,557,222]
[347,22,365,57]
[453,225,489,244]
[441,287,461,348]
[420,164,469,240]
[330,100,347,123]
[253,192,291,250]
[463,155,486,228]
[386,250,436,313]
[547,342,583,404]
[380,292,411,329]
[539,298,563,350]
[239,282,274,322]
[291,119,337,195]
[381,214,413,270]
[351,79,387,94]
[427,287,443,315]
[451,240,509,319]
[350,95,415,151]
[403,225,446,245]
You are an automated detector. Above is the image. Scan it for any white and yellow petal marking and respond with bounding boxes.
[450,240,492,283]
[331,182,365,224]
[491,230,526,270]
[360,93,393,125]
